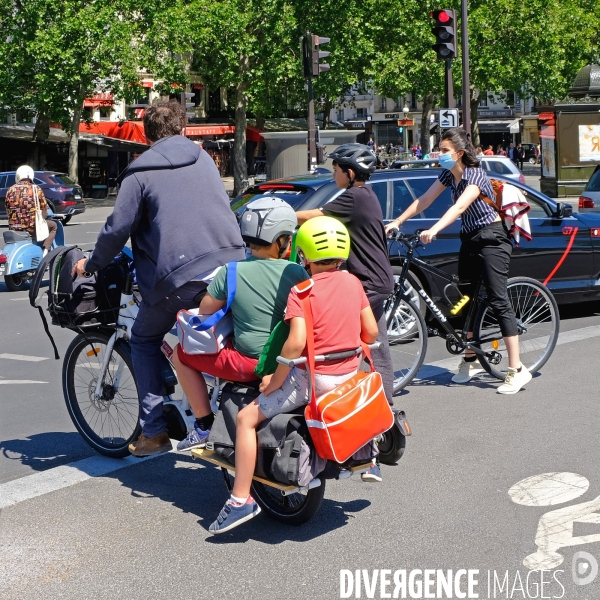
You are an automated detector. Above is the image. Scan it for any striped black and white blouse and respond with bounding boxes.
[438,167,498,233]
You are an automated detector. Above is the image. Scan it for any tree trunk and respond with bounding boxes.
[470,90,480,149]
[233,56,249,197]
[420,94,435,154]
[32,112,50,143]
[322,97,332,130]
[255,115,266,131]
[68,102,83,183]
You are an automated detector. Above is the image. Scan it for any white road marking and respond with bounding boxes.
[9,297,30,301]
[509,472,600,570]
[413,324,600,379]
[69,220,107,225]
[0,353,48,362]
[0,380,47,384]
[509,472,589,506]
[0,444,178,509]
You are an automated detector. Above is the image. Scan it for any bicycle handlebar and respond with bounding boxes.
[387,228,436,248]
[275,342,382,369]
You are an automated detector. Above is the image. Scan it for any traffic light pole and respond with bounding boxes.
[307,77,317,171]
[461,0,471,138]
[445,59,455,109]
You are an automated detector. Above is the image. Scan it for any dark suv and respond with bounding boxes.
[0,171,85,224]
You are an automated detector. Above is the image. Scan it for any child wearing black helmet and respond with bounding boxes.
[297,143,394,401]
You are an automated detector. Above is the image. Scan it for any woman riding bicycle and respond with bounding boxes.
[385,127,532,394]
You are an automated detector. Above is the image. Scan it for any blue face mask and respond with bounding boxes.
[438,151,457,170]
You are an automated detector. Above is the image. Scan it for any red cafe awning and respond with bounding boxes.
[185,124,263,143]
[78,121,264,146]
[79,121,148,144]
[84,93,114,108]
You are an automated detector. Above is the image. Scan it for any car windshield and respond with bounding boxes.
[585,168,600,192]
[231,188,314,212]
[49,174,76,186]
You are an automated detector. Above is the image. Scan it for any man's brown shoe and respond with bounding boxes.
[129,432,173,457]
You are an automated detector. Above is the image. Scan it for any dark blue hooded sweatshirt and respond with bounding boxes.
[85,135,245,306]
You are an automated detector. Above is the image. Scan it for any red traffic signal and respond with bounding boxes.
[431,9,456,60]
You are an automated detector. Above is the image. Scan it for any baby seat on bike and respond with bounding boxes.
[29,246,133,358]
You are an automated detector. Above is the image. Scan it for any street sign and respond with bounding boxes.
[439,108,459,128]
[397,119,414,126]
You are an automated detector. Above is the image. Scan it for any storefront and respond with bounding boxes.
[184,124,263,177]
[370,112,418,149]
[78,121,149,197]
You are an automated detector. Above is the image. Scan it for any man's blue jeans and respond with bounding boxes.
[130,281,207,438]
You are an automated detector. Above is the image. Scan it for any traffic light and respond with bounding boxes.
[302,33,330,78]
[180,91,195,120]
[430,9,456,60]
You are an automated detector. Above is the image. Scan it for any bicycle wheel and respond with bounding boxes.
[63,331,141,457]
[251,479,326,526]
[387,297,428,394]
[473,277,560,379]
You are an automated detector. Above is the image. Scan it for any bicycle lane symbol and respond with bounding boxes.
[509,472,600,584]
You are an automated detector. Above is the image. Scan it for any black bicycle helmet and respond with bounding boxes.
[328,143,377,175]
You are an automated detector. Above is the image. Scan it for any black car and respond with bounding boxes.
[232,170,600,308]
[521,143,539,164]
[0,171,86,224]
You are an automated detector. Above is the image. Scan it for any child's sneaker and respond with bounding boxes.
[451,359,484,383]
[497,366,532,394]
[209,496,261,534]
[361,461,383,483]
[176,426,210,451]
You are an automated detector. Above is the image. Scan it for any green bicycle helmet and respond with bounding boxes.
[295,216,350,263]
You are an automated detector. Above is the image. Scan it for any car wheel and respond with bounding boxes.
[529,157,536,164]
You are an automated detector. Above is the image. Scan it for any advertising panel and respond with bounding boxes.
[578,124,600,162]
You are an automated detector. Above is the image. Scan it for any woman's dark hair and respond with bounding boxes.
[440,127,480,168]
[332,160,371,182]
[143,100,187,143]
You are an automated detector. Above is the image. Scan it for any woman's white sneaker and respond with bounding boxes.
[497,366,532,394]
[452,359,484,383]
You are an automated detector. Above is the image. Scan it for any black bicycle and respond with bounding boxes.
[384,229,560,393]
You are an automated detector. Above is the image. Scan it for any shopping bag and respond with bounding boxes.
[298,281,394,463]
[176,262,237,355]
[34,186,49,242]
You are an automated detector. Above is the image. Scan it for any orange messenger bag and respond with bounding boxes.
[297,280,394,463]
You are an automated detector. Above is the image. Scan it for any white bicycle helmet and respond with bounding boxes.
[240,198,297,253]
[15,165,34,182]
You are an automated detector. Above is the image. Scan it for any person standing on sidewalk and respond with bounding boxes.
[73,100,245,457]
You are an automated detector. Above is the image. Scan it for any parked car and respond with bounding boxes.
[521,143,540,165]
[232,170,600,308]
[390,156,526,184]
[0,171,85,224]
[578,164,600,213]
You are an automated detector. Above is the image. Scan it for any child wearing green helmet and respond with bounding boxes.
[208,216,379,535]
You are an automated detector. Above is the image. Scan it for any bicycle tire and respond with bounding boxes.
[251,479,326,526]
[388,298,428,394]
[63,332,140,457]
[473,277,560,380]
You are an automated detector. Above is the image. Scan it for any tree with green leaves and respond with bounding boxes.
[0,0,195,180]
[191,0,299,195]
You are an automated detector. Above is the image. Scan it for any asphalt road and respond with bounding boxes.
[1,206,600,600]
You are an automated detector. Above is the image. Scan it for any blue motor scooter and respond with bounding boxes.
[0,213,65,291]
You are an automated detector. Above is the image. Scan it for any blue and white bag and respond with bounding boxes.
[176,262,237,355]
